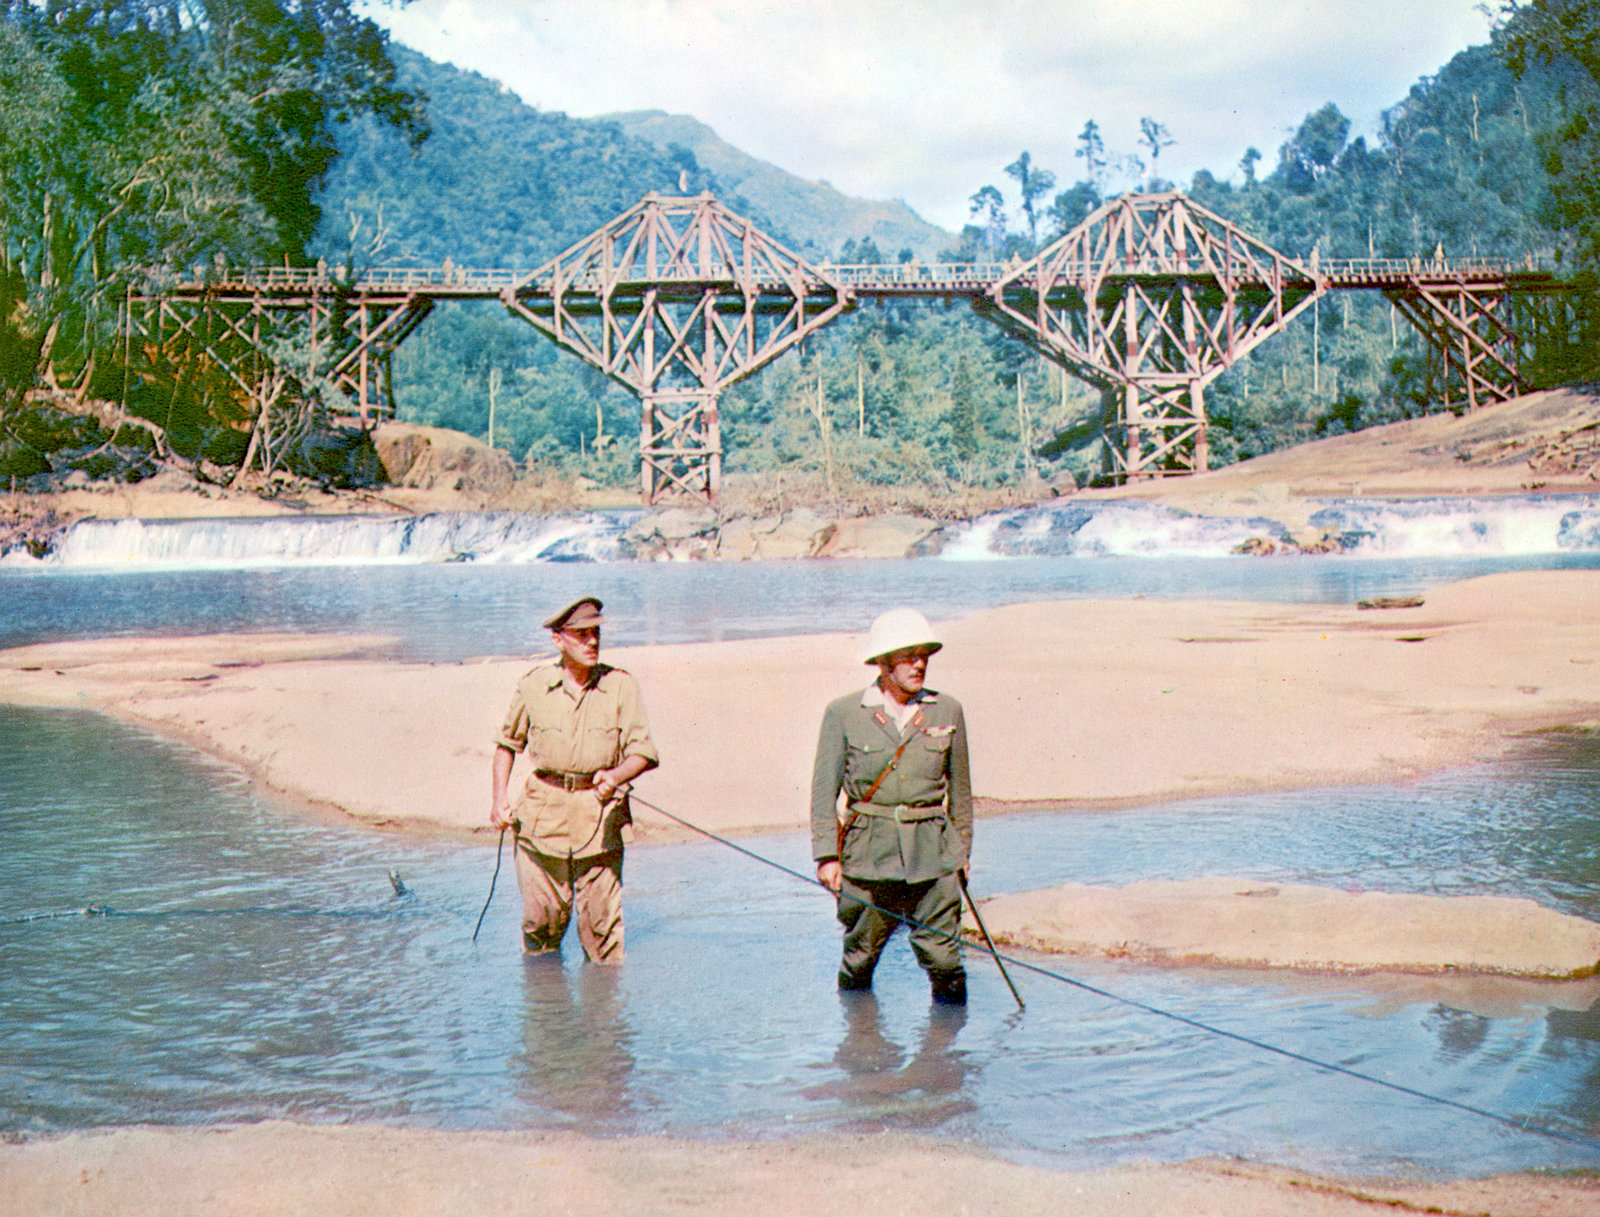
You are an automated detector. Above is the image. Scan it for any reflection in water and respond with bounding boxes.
[5,706,1600,1177]
[803,991,976,1129]
[515,957,635,1125]
[1545,998,1600,1129]
[1547,997,1600,1044]
[1428,1007,1491,1062]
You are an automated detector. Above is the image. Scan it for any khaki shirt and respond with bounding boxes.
[497,661,658,858]
[810,685,973,883]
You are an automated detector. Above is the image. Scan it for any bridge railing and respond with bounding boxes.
[151,252,1564,297]
[1313,254,1557,279]
[152,265,527,294]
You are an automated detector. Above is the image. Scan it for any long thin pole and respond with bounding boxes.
[958,870,1024,1009]
[472,826,507,943]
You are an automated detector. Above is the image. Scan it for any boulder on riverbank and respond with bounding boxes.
[371,421,514,499]
[970,877,1600,978]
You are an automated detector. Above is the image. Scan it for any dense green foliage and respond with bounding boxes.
[1182,37,1576,462]
[312,48,720,486]
[933,32,1587,474]
[1501,0,1600,270]
[319,47,706,268]
[4,2,1599,496]
[0,0,421,483]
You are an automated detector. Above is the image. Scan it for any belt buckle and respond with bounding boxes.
[563,773,582,792]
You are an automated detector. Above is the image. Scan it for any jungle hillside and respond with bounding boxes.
[3,1,1600,506]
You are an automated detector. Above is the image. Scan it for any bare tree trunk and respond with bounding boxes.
[231,373,285,489]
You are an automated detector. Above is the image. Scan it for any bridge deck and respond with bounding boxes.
[149,254,1567,302]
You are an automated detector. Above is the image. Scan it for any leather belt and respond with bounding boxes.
[535,769,598,791]
[848,799,943,821]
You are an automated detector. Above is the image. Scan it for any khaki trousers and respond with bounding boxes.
[836,871,963,987]
[514,842,625,963]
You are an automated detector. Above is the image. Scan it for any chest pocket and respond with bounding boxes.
[903,729,951,783]
[844,731,891,788]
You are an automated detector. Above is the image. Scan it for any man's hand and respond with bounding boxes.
[596,755,655,804]
[489,799,515,832]
[594,770,623,804]
[816,859,842,893]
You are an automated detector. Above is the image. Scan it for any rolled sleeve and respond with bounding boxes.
[497,689,531,754]
[614,672,659,766]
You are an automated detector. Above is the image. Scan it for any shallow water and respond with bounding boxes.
[3,706,1597,1178]
[5,551,1600,659]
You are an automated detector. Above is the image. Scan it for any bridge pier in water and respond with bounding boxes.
[136,193,1581,502]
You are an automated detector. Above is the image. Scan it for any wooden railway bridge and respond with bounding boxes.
[132,192,1581,501]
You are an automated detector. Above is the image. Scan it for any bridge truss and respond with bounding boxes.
[130,272,442,480]
[501,195,852,500]
[984,192,1324,477]
[138,193,1582,500]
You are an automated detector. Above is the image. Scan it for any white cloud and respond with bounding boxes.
[366,0,1498,231]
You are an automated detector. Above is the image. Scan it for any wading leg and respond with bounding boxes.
[838,876,901,989]
[572,849,625,964]
[908,873,966,1004]
[514,841,573,955]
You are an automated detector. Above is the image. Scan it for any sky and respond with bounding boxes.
[363,0,1500,234]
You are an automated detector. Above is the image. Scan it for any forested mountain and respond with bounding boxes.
[3,2,1597,500]
[345,20,1593,493]
[604,110,951,262]
[315,47,710,268]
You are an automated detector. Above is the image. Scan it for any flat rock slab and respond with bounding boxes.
[970,877,1600,978]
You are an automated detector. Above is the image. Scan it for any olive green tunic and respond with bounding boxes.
[497,660,658,859]
[810,686,973,883]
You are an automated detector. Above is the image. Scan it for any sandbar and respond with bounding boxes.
[3,1123,1599,1217]
[4,569,1596,841]
[971,878,1600,978]
[5,570,1600,1212]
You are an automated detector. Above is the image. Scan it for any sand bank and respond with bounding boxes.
[2,1123,1597,1217]
[4,569,1599,980]
[971,878,1600,978]
[1086,386,1600,530]
[3,569,1596,840]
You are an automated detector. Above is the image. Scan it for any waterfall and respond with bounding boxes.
[6,496,1599,569]
[5,511,640,569]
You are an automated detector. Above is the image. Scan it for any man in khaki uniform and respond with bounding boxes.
[811,608,973,1004]
[491,596,658,962]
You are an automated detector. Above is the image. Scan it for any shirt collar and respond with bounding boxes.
[543,662,605,695]
[860,683,934,709]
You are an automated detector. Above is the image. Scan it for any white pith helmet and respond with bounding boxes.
[862,607,942,665]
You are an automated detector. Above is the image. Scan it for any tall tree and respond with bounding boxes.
[1138,117,1174,185]
[1275,102,1351,191]
[1074,120,1106,190]
[968,184,1006,250]
[1003,150,1056,248]
[1500,0,1600,267]
[0,0,425,471]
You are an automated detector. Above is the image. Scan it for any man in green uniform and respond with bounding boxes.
[490,596,658,963]
[811,607,973,1004]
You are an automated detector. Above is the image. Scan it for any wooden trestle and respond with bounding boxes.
[135,193,1579,500]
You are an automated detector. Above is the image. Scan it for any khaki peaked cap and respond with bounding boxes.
[543,596,605,631]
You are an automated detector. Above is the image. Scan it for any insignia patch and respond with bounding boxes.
[922,724,956,737]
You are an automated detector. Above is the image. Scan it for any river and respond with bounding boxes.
[1,497,1598,1179]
